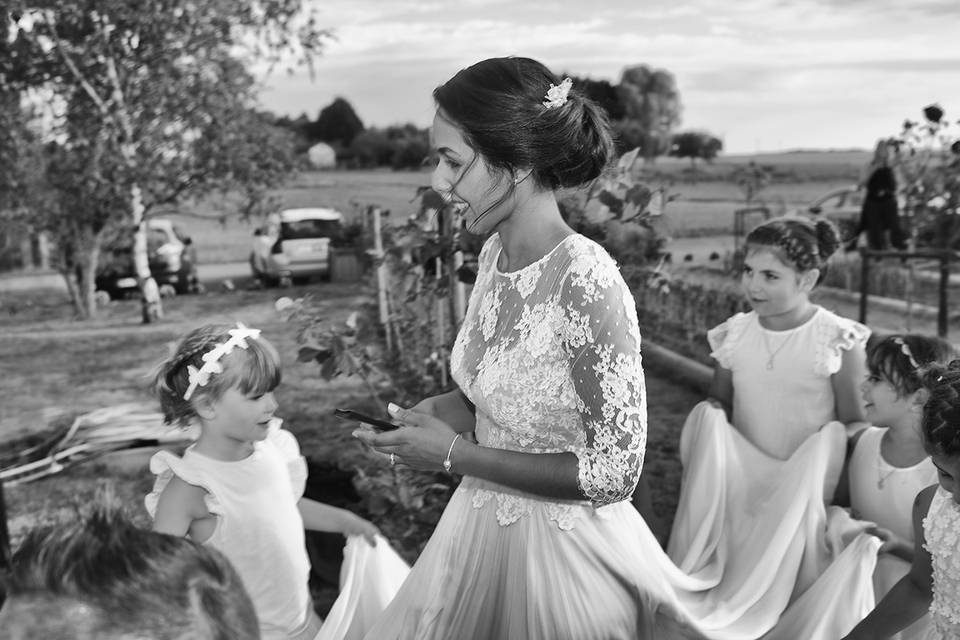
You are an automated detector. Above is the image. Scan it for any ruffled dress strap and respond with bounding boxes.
[813,311,870,376]
[144,449,224,521]
[265,420,308,500]
[707,311,754,369]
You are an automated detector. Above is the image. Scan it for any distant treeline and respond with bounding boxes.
[271,64,726,169]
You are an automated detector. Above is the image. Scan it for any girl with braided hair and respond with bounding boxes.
[666,215,876,636]
[845,360,960,639]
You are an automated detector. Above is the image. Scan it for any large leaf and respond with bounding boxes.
[596,189,624,216]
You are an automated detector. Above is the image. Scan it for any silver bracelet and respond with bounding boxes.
[443,433,462,473]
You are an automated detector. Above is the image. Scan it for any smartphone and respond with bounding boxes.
[334,408,400,432]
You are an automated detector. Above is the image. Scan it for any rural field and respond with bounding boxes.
[161,150,869,264]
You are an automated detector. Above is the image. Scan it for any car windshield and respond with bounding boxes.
[280,219,341,240]
[147,228,172,251]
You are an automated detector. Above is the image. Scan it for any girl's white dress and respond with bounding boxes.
[849,426,936,640]
[146,422,408,640]
[924,486,960,639]
[667,308,884,639]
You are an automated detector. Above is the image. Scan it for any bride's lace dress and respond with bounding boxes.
[363,233,705,640]
[925,487,960,639]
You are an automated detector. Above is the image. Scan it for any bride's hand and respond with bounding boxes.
[353,402,459,472]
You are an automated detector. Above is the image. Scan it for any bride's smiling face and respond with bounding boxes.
[430,111,513,235]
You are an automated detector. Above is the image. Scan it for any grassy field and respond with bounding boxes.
[166,151,865,265]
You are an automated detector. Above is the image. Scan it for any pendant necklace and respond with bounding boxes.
[761,328,796,370]
[878,466,898,489]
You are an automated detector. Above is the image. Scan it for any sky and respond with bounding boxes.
[257,0,960,154]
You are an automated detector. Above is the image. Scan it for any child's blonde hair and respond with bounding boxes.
[745,216,841,284]
[152,322,281,427]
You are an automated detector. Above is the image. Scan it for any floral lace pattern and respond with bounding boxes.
[924,487,960,636]
[451,233,647,519]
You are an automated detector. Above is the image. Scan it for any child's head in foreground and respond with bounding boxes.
[0,490,259,640]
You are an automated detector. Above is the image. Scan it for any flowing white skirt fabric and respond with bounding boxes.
[356,402,887,639]
[316,535,411,640]
[670,402,883,639]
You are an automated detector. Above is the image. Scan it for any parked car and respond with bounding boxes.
[96,218,199,299]
[793,187,863,240]
[255,208,344,286]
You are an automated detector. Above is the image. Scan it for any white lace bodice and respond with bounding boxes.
[450,234,646,510]
[924,486,960,638]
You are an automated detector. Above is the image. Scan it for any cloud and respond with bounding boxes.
[263,0,960,152]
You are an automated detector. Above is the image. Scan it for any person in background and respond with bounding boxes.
[847,139,907,251]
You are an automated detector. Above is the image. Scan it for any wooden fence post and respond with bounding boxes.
[372,207,392,352]
[859,250,870,325]
[1,478,10,573]
[939,252,950,338]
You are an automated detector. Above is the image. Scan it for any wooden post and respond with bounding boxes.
[372,207,391,352]
[939,252,950,338]
[859,250,870,325]
[1,478,10,573]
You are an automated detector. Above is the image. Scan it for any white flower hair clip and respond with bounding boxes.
[183,323,262,400]
[542,77,573,109]
[893,337,920,369]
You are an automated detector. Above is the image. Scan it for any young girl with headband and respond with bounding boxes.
[844,359,960,639]
[146,322,389,640]
[836,334,955,639]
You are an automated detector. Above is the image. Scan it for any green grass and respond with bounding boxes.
[165,164,861,265]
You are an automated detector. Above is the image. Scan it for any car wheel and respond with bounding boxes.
[278,274,293,288]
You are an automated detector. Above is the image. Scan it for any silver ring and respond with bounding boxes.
[389,452,396,466]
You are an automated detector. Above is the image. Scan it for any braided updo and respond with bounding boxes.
[920,360,960,457]
[151,323,281,428]
[745,216,841,284]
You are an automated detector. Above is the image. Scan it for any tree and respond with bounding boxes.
[570,76,625,120]
[1,1,328,321]
[308,97,364,148]
[670,130,724,167]
[892,104,960,249]
[617,65,682,164]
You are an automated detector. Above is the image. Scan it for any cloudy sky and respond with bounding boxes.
[257,0,960,153]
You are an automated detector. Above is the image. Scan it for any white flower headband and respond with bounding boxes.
[542,77,573,109]
[893,337,920,369]
[183,323,262,400]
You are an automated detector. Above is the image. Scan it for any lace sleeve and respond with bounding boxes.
[562,244,646,507]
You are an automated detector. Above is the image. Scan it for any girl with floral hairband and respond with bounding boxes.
[145,322,402,640]
[844,358,960,639]
[827,333,955,639]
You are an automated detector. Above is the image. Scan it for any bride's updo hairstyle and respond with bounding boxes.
[433,56,614,192]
